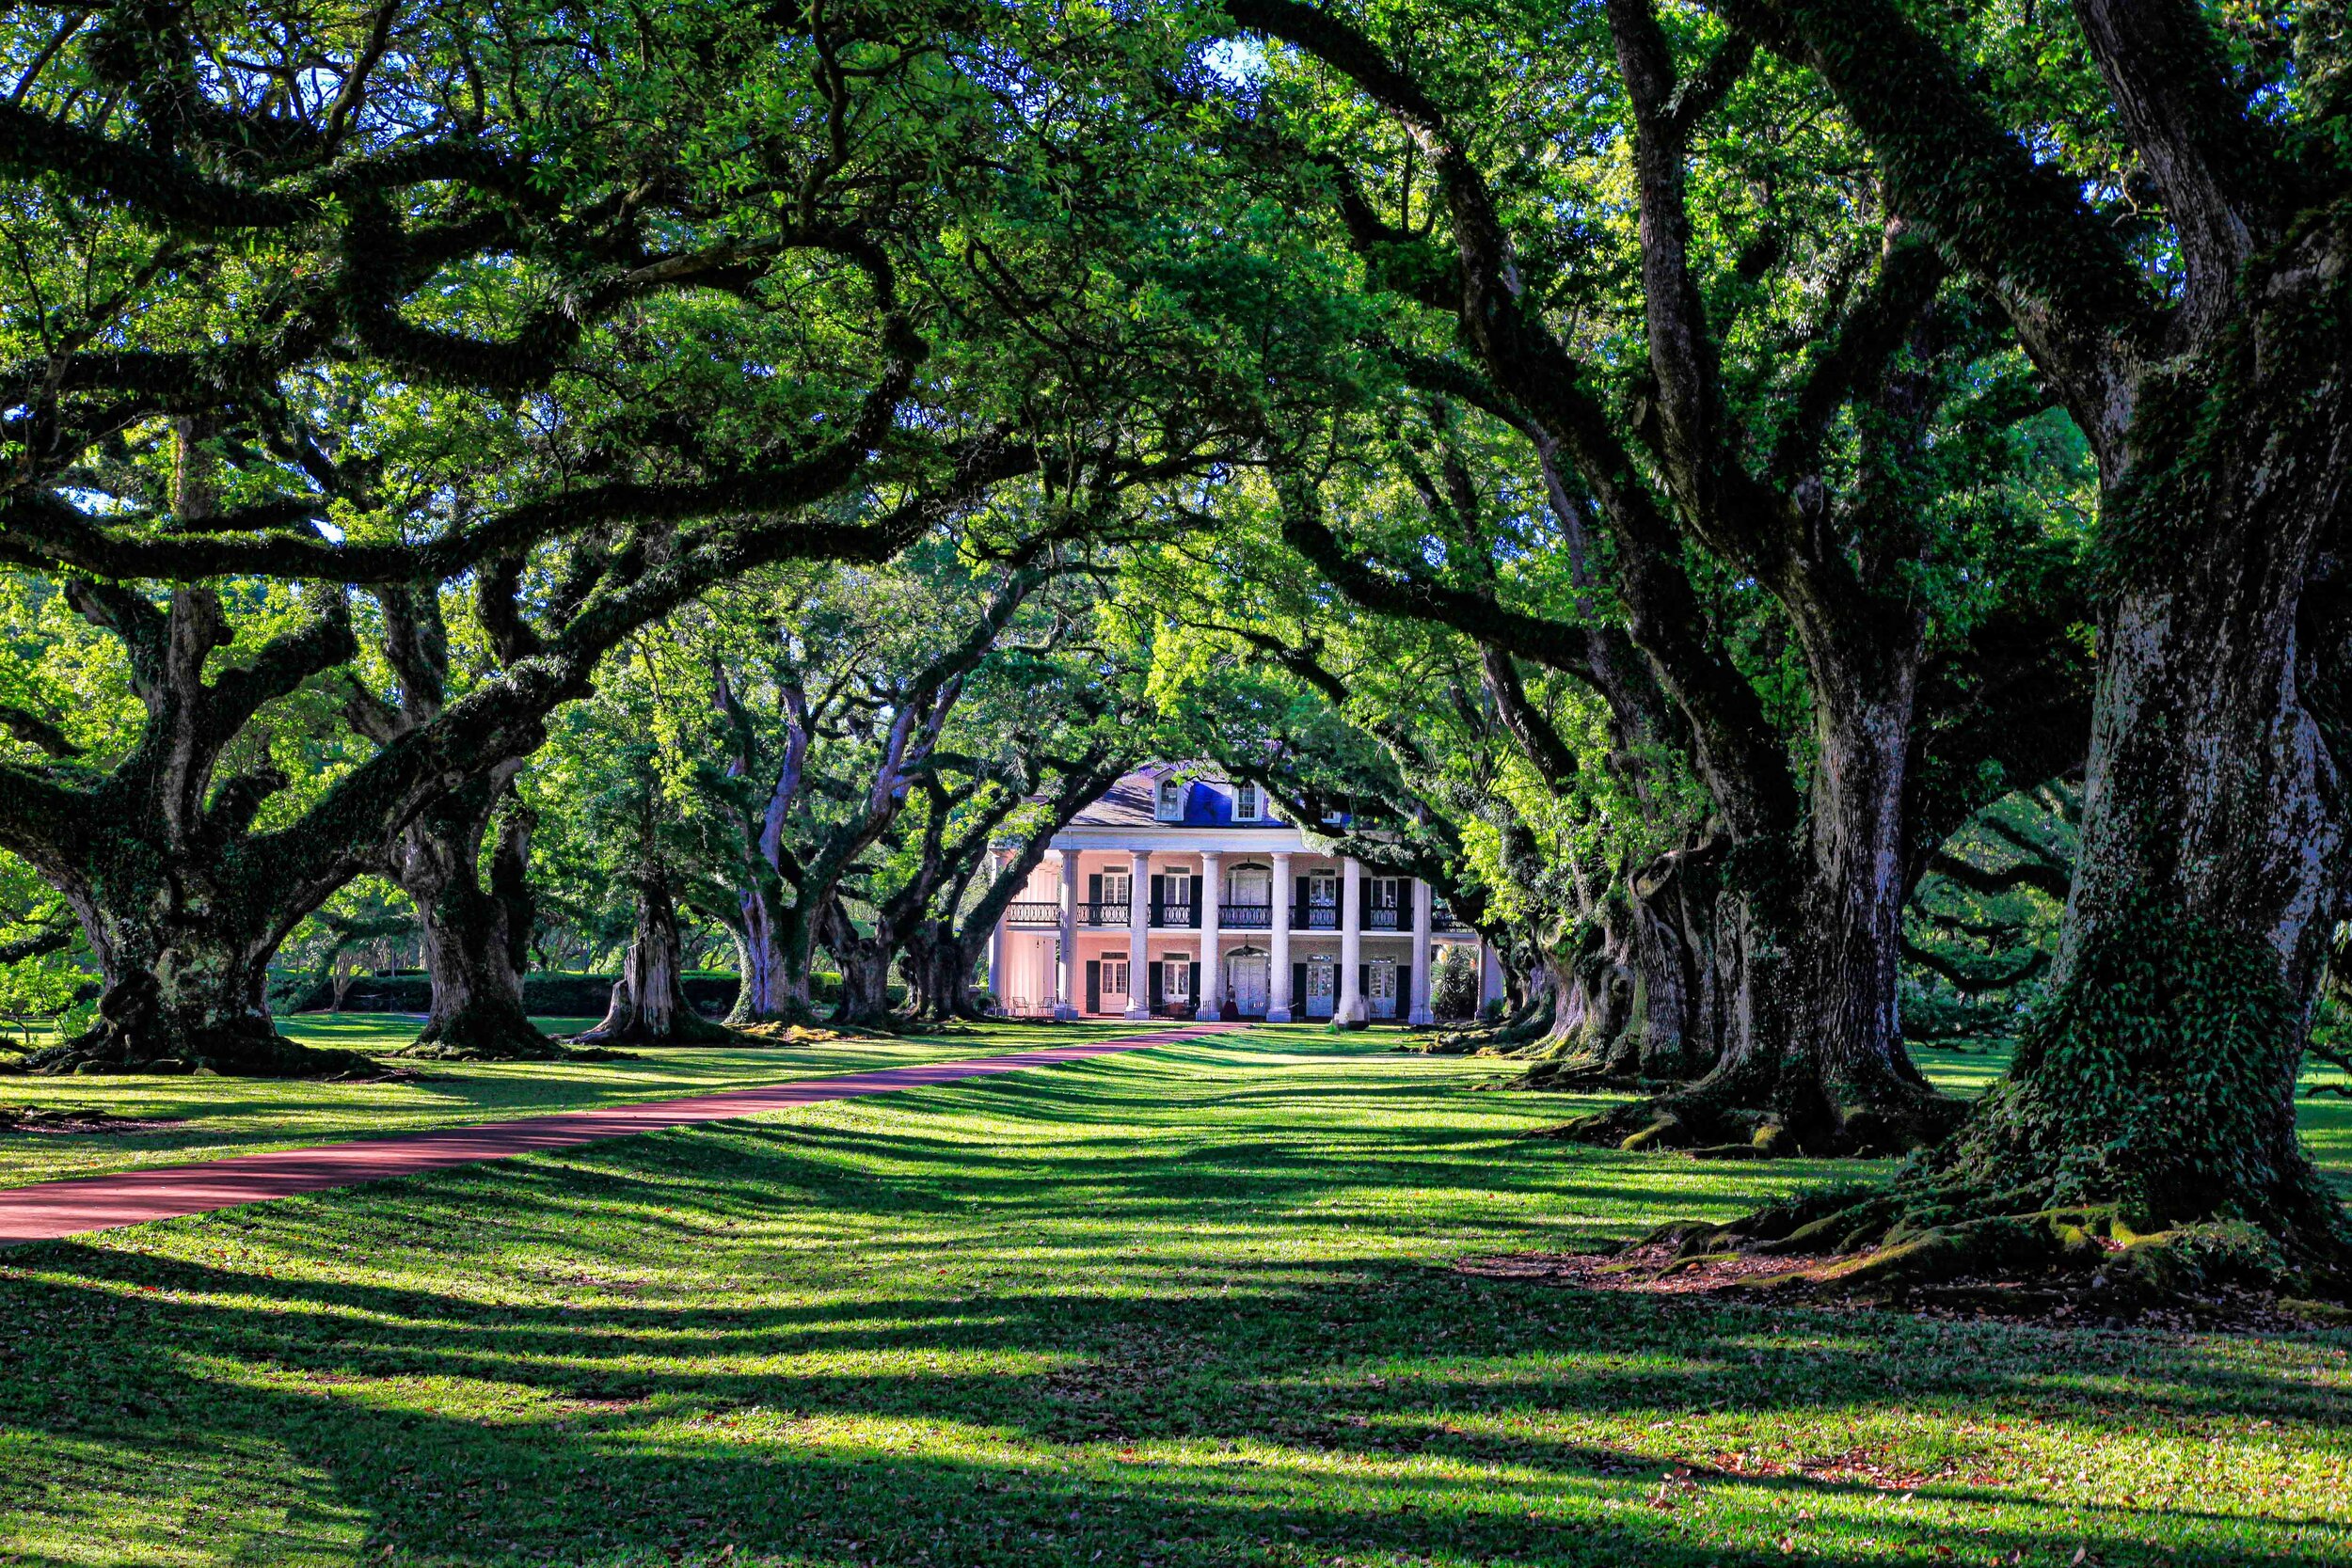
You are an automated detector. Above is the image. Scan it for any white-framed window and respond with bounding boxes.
[1156,776,1184,820]
[1235,781,1260,820]
[1162,959,1191,1001]
[1101,871,1130,905]
[1102,959,1129,997]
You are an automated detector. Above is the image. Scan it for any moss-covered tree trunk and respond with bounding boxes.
[42,860,325,1075]
[10,572,373,1075]
[1923,337,2352,1262]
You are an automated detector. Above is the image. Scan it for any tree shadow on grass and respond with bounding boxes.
[6,1234,2349,1567]
[6,1040,2348,1567]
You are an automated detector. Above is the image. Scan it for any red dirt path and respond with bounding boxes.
[0,1022,1230,1245]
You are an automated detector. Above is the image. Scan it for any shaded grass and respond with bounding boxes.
[0,1024,2345,1566]
[0,1016,1146,1189]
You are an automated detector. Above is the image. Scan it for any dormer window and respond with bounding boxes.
[1235,781,1260,821]
[1156,776,1184,821]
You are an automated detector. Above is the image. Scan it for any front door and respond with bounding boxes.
[1227,951,1268,1016]
[1368,958,1398,1019]
[1305,958,1337,1019]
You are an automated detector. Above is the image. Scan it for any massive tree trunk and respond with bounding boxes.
[391,778,557,1060]
[728,880,806,1024]
[1635,0,2352,1287]
[1923,313,2352,1259]
[1529,839,1724,1084]
[899,916,975,1022]
[1676,635,1954,1148]
[9,574,375,1076]
[42,872,320,1076]
[827,909,898,1031]
[575,870,732,1047]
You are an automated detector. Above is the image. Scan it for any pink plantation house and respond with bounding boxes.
[988,764,1485,1023]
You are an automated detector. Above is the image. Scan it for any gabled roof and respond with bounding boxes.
[1068,765,1261,830]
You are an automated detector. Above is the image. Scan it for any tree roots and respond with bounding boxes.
[23,983,388,1078]
[1592,1175,2352,1315]
[1530,1083,1964,1161]
[399,1005,565,1062]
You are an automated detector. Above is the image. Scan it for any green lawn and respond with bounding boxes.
[0,1015,1142,1189]
[0,1026,2347,1566]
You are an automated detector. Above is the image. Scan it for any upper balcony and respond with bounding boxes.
[1006,893,1470,933]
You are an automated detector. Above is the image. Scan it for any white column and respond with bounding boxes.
[1337,857,1365,1026]
[990,854,1009,1016]
[1407,877,1435,1025]
[1197,850,1223,1021]
[1267,850,1294,1022]
[1124,848,1151,1021]
[1055,848,1079,1020]
[1481,939,1502,1009]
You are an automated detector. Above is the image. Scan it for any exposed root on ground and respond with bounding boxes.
[1526,1084,1963,1160]
[1460,1176,2352,1329]
[394,1020,567,1062]
[1497,1056,1686,1095]
[892,1014,982,1036]
[1455,1243,2352,1334]
[0,1106,188,1134]
[24,1031,392,1079]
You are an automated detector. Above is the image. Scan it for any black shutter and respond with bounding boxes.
[1399,880,1413,924]
[1086,960,1100,1014]
[1292,961,1307,1008]
[1359,963,1370,1006]
[1295,876,1309,921]
[1149,961,1164,1010]
[1089,873,1102,907]
[1187,960,1200,1011]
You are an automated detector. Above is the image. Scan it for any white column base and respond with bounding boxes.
[1407,1006,1435,1026]
[1053,1004,1078,1022]
[1266,1006,1293,1022]
[1197,1004,1221,1021]
[1123,1005,1151,1022]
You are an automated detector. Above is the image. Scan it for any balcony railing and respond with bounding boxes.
[1017,897,1447,933]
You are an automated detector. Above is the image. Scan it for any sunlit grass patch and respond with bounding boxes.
[1,1023,2347,1565]
[0,1016,1150,1188]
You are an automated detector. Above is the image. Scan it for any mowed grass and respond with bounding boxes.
[0,1016,1137,1188]
[0,1026,2345,1567]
